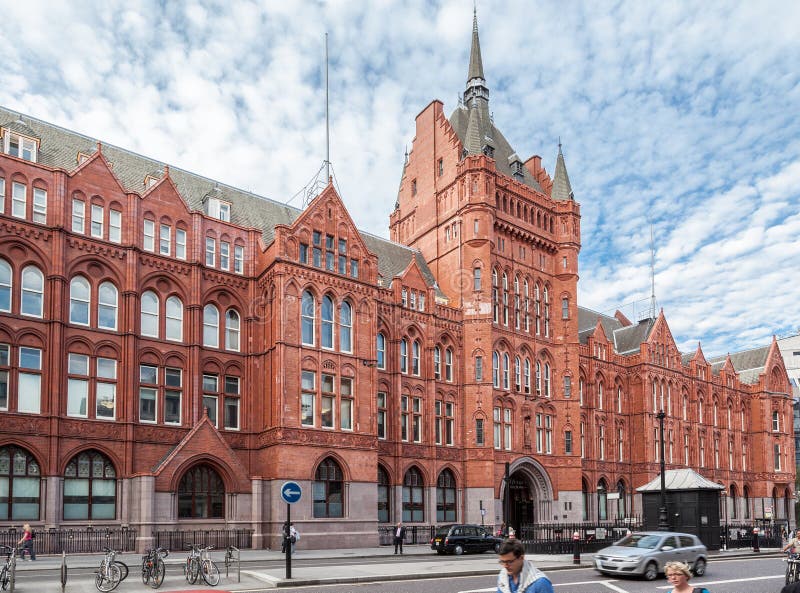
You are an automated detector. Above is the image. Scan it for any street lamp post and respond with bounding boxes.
[721,489,728,551]
[657,410,669,531]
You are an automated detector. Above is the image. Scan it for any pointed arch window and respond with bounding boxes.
[523,279,530,332]
[544,363,551,397]
[166,296,184,342]
[321,295,334,349]
[597,480,608,521]
[0,445,40,520]
[203,304,219,347]
[141,291,159,337]
[225,309,240,351]
[20,266,44,317]
[63,450,116,520]
[377,465,391,523]
[69,276,91,325]
[339,301,352,352]
[492,351,500,388]
[301,291,315,345]
[502,273,509,326]
[313,458,344,518]
[400,339,408,374]
[0,260,11,312]
[534,284,541,335]
[616,480,626,518]
[434,346,441,380]
[376,333,386,369]
[543,286,550,337]
[514,356,521,391]
[492,269,499,323]
[402,467,424,522]
[502,353,510,390]
[535,361,542,396]
[445,348,453,382]
[436,469,457,522]
[178,464,224,519]
[412,340,421,376]
[97,282,118,330]
[524,359,531,394]
[514,276,521,329]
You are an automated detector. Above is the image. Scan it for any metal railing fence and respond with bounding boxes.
[0,527,136,554]
[153,528,254,551]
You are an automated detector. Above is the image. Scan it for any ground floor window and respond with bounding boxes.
[178,464,224,518]
[0,445,40,520]
[436,469,456,522]
[63,450,116,520]
[377,465,390,523]
[402,467,424,522]
[313,458,344,518]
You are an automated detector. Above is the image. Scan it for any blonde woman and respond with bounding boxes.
[16,524,35,561]
[664,561,708,593]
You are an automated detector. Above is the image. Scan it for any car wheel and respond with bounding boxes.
[643,561,658,581]
[493,542,501,553]
[692,558,707,576]
[454,544,464,555]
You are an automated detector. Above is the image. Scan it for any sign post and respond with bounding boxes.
[280,481,302,579]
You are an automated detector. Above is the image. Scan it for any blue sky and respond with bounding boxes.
[1,0,798,357]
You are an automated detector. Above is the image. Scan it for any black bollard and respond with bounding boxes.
[752,528,760,553]
[572,531,580,565]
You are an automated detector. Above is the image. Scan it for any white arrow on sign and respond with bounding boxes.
[283,485,301,498]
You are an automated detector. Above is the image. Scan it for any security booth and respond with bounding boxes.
[637,469,724,550]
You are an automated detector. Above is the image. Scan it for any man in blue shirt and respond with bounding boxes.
[496,539,554,593]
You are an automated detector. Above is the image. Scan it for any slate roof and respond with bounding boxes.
[707,345,770,385]
[0,106,441,296]
[550,144,574,201]
[637,468,723,492]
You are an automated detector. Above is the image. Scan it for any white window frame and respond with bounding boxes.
[32,187,46,223]
[91,204,104,238]
[159,224,171,256]
[234,245,244,274]
[205,237,215,267]
[220,241,230,271]
[11,182,26,218]
[109,209,122,243]
[72,198,85,233]
[143,219,155,252]
[175,228,187,260]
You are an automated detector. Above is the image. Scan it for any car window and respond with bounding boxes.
[452,527,463,536]
[679,535,695,548]
[435,526,451,536]
[662,536,679,549]
[616,534,662,549]
[464,527,477,536]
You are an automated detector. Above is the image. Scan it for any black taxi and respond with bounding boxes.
[430,524,504,555]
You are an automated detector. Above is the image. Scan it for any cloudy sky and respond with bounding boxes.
[1,0,798,358]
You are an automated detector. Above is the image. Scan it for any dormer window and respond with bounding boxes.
[511,160,524,180]
[206,197,231,221]
[3,132,37,162]
[144,175,159,189]
[482,145,494,158]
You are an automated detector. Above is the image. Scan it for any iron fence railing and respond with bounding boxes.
[378,525,437,546]
[153,528,254,551]
[518,518,644,553]
[722,521,784,549]
[0,527,136,554]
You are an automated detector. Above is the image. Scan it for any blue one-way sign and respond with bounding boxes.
[281,481,302,504]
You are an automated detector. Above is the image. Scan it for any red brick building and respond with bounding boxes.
[0,15,793,550]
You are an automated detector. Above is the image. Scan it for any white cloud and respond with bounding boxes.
[0,0,798,356]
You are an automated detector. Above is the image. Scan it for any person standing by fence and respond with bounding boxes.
[393,522,406,555]
[17,524,35,560]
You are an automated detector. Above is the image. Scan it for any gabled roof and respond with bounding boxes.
[0,106,441,295]
[708,345,770,385]
[637,468,723,492]
[614,318,656,355]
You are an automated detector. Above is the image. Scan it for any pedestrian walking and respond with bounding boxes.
[393,522,406,555]
[496,538,553,593]
[17,524,35,561]
[664,561,709,593]
[289,523,299,554]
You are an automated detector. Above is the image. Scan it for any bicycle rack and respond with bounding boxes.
[225,546,241,583]
[9,546,16,593]
[60,551,68,592]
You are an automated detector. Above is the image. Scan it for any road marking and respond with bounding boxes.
[654,574,784,588]
[459,580,631,593]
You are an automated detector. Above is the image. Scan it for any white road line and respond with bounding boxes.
[654,574,784,588]
[460,580,632,593]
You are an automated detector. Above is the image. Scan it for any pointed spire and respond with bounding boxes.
[550,141,574,201]
[467,5,485,82]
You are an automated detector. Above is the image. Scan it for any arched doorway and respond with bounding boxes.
[501,458,554,534]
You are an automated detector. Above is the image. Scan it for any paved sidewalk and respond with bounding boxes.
[9,544,783,591]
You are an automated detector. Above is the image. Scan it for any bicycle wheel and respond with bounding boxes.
[95,562,122,592]
[188,557,200,584]
[114,560,129,581]
[1,566,9,591]
[201,559,220,586]
[141,557,151,585]
[150,558,165,589]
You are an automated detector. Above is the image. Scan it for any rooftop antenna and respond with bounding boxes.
[649,223,657,319]
[325,32,330,183]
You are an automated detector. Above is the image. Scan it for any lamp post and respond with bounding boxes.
[657,410,669,531]
[721,489,728,551]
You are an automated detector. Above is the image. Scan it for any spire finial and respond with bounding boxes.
[467,5,485,82]
[558,136,562,154]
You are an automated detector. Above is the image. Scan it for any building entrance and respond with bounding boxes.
[507,471,535,533]
[501,458,555,535]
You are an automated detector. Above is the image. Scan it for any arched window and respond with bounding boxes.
[492,269,499,323]
[321,295,334,349]
[514,356,521,391]
[581,479,588,521]
[377,465,391,523]
[178,464,225,518]
[63,450,116,520]
[535,361,542,396]
[543,286,550,336]
[445,348,453,382]
[544,363,551,397]
[0,445,40,520]
[502,273,509,325]
[21,266,44,317]
[376,333,386,369]
[502,353,510,390]
[402,467,424,522]
[436,469,457,522]
[166,296,184,342]
[313,458,344,518]
[141,291,159,337]
[97,282,118,330]
[69,276,91,325]
[225,309,240,351]
[339,301,352,352]
[730,484,738,520]
[523,279,530,331]
[524,358,531,393]
[744,485,750,519]
[434,346,441,379]
[597,480,608,521]
[301,291,315,345]
[473,267,481,291]
[616,480,626,518]
[0,259,12,312]
[203,304,219,347]
[412,340,421,375]
[400,339,408,374]
[492,351,500,388]
[597,381,603,409]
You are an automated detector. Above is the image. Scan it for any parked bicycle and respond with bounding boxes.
[1,545,16,591]
[94,547,129,592]
[141,547,168,589]
[223,545,236,576]
[183,543,220,586]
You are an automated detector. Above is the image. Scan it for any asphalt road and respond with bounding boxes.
[274,556,790,593]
